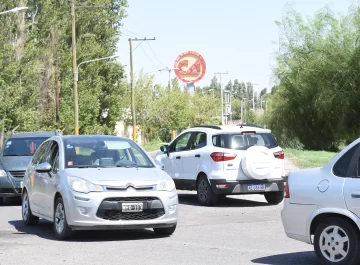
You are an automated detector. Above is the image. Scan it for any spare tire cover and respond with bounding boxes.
[241,146,275,180]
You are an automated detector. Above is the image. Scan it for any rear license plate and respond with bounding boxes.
[248,184,266,191]
[122,202,143,212]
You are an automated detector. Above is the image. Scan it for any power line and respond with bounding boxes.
[140,45,159,69]
[147,42,165,67]
[121,26,145,38]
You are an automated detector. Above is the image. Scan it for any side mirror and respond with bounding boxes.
[155,160,165,170]
[35,162,52,173]
[160,145,169,153]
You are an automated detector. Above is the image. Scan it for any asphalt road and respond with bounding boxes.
[0,192,319,265]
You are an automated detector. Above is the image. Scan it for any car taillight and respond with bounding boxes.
[210,152,237,162]
[284,181,290,198]
[274,150,284,159]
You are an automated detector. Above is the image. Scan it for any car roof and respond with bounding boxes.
[188,125,271,134]
[7,131,57,139]
[60,135,130,141]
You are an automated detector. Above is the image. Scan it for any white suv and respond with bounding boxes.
[155,125,286,206]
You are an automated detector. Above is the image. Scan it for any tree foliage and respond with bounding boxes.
[269,5,360,150]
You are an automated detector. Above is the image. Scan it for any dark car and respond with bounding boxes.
[0,132,56,204]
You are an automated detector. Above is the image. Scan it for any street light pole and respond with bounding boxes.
[71,1,107,135]
[215,72,228,125]
[71,1,79,135]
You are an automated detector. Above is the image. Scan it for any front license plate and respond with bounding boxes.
[248,184,266,191]
[122,202,143,212]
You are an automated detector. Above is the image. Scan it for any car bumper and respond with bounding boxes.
[209,178,285,195]
[0,174,22,198]
[281,199,316,245]
[64,190,179,230]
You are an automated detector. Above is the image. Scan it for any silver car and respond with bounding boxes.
[21,135,178,240]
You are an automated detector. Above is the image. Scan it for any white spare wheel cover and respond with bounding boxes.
[241,146,275,180]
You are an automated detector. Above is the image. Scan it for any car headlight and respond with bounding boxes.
[153,180,176,192]
[68,177,104,194]
[0,169,7,177]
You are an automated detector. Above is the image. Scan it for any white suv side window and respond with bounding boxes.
[190,132,207,150]
[170,132,192,153]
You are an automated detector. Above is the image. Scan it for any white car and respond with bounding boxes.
[281,138,360,265]
[155,125,286,206]
[22,135,178,240]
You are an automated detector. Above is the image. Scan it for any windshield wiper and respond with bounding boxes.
[115,164,138,168]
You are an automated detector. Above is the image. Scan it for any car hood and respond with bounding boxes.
[64,167,171,186]
[0,156,32,171]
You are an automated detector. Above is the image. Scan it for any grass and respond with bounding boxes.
[141,139,165,152]
[284,148,338,169]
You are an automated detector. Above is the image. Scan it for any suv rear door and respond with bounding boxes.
[180,131,207,187]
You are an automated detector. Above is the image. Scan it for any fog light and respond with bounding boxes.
[168,204,177,213]
[78,207,89,215]
[216,184,228,189]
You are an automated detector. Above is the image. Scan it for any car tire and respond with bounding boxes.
[22,190,39,225]
[197,175,218,206]
[54,197,72,240]
[264,191,284,204]
[314,218,360,265]
[153,224,176,236]
[0,197,3,205]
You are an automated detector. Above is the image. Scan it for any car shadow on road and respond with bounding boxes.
[8,219,170,242]
[252,251,319,265]
[178,193,270,208]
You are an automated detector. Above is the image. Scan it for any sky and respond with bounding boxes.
[116,0,356,94]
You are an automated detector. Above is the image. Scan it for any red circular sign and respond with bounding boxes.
[174,51,206,83]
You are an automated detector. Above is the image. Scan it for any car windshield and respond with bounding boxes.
[63,137,154,168]
[223,132,278,150]
[3,137,49,156]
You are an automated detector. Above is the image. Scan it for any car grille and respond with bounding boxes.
[104,197,158,202]
[96,197,165,221]
[98,209,165,221]
[0,188,21,194]
[8,171,25,178]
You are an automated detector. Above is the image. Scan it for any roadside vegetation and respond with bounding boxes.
[284,148,337,169]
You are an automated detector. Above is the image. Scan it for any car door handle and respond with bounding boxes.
[176,156,181,159]
[351,193,360,198]
[195,154,201,158]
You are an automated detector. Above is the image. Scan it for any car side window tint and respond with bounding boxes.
[32,141,50,165]
[47,142,59,172]
[190,132,207,150]
[212,135,222,147]
[170,132,192,153]
[333,143,359,177]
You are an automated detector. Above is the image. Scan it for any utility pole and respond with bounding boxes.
[71,1,78,135]
[215,72,228,125]
[129,37,156,143]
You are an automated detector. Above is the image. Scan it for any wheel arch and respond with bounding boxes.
[309,209,360,236]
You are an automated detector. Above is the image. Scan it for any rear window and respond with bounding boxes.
[223,133,278,150]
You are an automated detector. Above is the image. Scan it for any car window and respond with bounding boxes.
[3,137,49,156]
[190,132,207,150]
[32,141,50,165]
[223,133,277,150]
[333,143,359,177]
[212,135,222,147]
[46,141,59,172]
[63,137,153,168]
[170,132,192,153]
